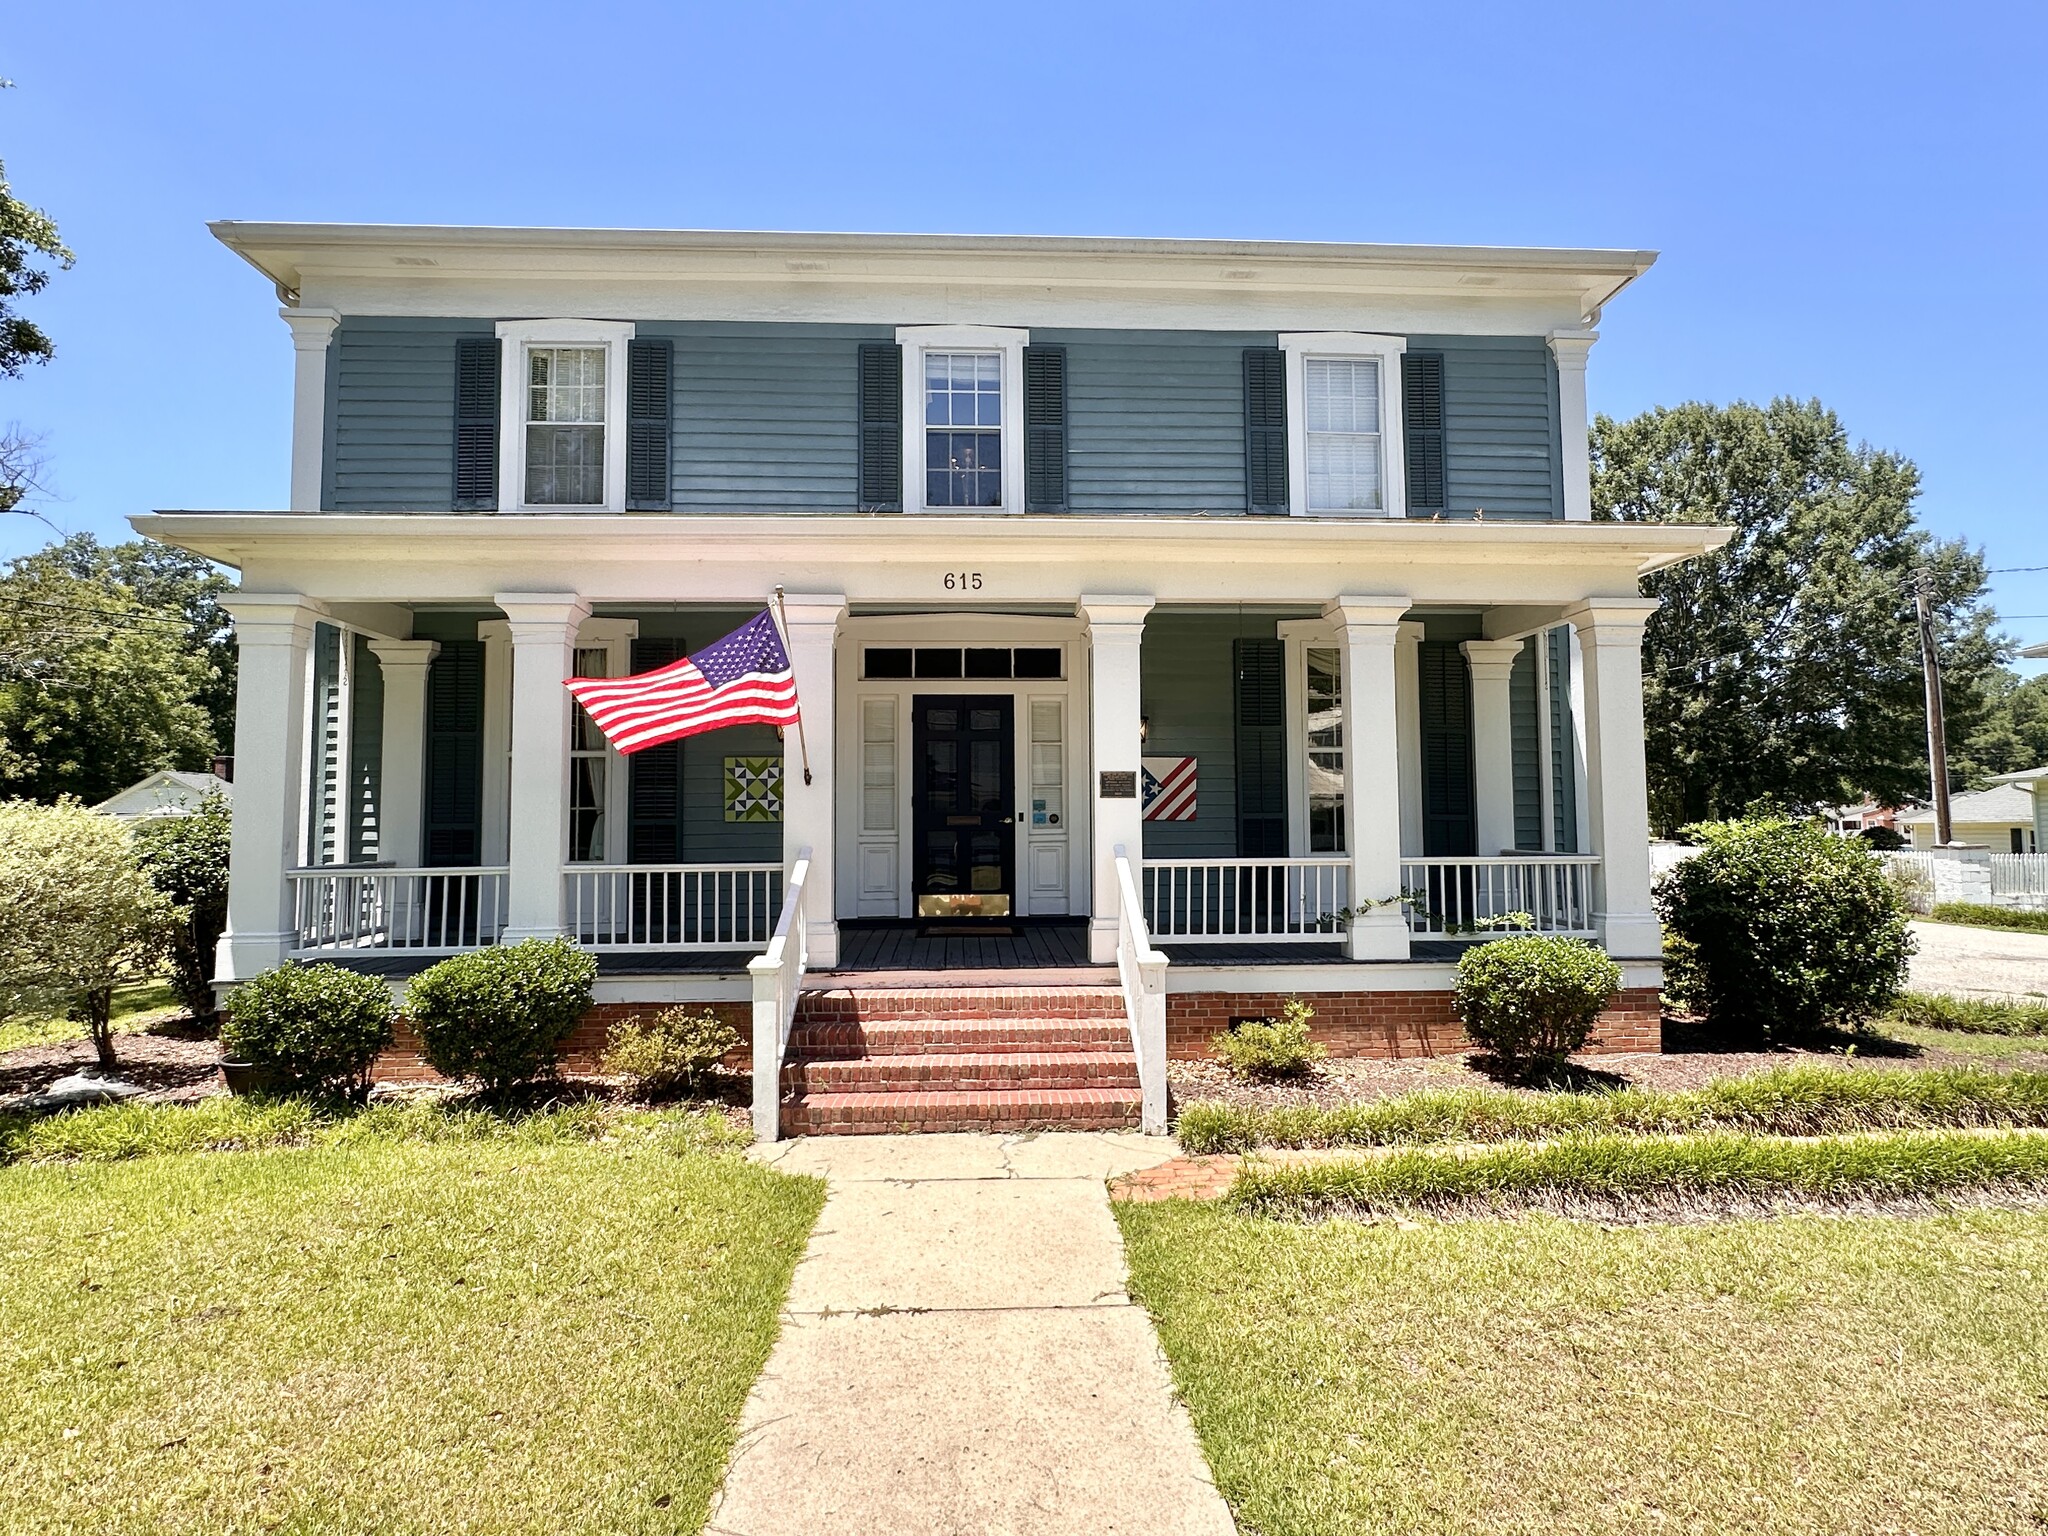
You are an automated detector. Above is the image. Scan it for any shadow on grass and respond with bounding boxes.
[1466,1054,1632,1093]
[1661,1013,1923,1060]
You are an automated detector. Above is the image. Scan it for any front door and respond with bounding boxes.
[912,694,1016,917]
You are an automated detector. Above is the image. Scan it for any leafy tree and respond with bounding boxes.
[1955,668,2048,784]
[0,98,70,381]
[0,798,176,1070]
[1594,398,2005,831]
[132,791,231,1024]
[0,553,218,803]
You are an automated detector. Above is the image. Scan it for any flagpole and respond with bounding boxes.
[772,585,815,786]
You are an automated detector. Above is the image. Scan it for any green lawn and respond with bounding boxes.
[0,978,184,1055]
[1877,1019,2048,1062]
[1,1134,823,1535]
[1119,1200,2048,1536]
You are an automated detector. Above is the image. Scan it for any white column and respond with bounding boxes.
[365,639,439,866]
[1548,328,1597,523]
[1080,594,1155,963]
[1326,597,1410,961]
[216,595,325,981]
[1395,621,1425,857]
[496,593,590,941]
[1566,598,1662,958]
[1462,638,1525,856]
[778,594,847,968]
[281,307,340,512]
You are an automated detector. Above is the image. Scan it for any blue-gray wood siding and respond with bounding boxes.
[326,319,1565,519]
[1138,612,1282,857]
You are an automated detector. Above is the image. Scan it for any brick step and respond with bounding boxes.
[788,1018,1132,1059]
[783,1087,1143,1136]
[795,987,1126,1026]
[789,1050,1141,1095]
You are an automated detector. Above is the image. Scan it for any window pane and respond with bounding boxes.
[1306,647,1345,854]
[528,347,605,424]
[924,351,1002,505]
[926,430,1002,507]
[965,647,1011,678]
[1306,433,1381,511]
[864,647,913,679]
[1304,357,1383,512]
[526,424,605,505]
[913,648,963,679]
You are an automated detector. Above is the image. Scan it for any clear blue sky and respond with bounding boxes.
[5,1,2044,670]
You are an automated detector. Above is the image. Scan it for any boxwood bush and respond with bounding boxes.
[1454,934,1622,1065]
[1211,997,1326,1080]
[603,1006,740,1095]
[406,937,597,1095]
[221,961,396,1100]
[1658,816,1911,1038]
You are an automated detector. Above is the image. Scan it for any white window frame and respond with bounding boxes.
[496,319,636,513]
[897,324,1029,515]
[1279,619,1346,855]
[1279,331,1408,518]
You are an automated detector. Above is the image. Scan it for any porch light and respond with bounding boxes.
[1139,716,1150,744]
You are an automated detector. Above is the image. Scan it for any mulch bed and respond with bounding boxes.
[0,1022,226,1109]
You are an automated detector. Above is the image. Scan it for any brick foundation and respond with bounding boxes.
[1166,986,1662,1060]
[372,1001,754,1084]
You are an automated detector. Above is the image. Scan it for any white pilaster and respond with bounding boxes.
[1462,638,1525,856]
[1566,597,1662,958]
[1394,621,1425,856]
[1326,596,1411,961]
[777,594,847,967]
[365,639,439,867]
[281,307,340,512]
[1548,328,1597,524]
[1079,594,1155,963]
[216,595,325,982]
[496,593,591,942]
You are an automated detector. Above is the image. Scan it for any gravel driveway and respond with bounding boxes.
[1909,919,2048,1000]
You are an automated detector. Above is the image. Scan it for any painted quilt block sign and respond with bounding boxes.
[1142,756,1197,821]
[724,756,784,822]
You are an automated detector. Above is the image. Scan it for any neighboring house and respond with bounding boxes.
[1824,800,1903,837]
[1990,766,2048,853]
[134,223,1726,1136]
[91,770,232,823]
[1899,784,2040,852]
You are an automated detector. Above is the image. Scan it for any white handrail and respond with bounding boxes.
[1113,844,1170,1136]
[748,848,812,1142]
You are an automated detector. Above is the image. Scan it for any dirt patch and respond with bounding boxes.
[0,1025,224,1108]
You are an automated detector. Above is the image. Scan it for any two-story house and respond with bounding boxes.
[136,223,1726,1137]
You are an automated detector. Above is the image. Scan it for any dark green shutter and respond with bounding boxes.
[307,624,344,865]
[348,634,385,863]
[625,337,673,510]
[1402,352,1447,516]
[452,337,500,510]
[424,640,485,865]
[1548,628,1578,852]
[857,342,902,510]
[1419,641,1476,856]
[1024,345,1068,511]
[629,638,684,861]
[1243,347,1288,514]
[1509,637,1542,851]
[1233,638,1287,856]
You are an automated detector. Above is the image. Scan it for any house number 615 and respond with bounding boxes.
[943,571,984,591]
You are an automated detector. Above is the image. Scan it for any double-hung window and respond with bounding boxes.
[495,319,635,511]
[897,326,1028,513]
[1279,333,1408,517]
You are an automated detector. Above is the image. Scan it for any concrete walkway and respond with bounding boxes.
[1910,919,2048,1000]
[710,1132,1237,1536]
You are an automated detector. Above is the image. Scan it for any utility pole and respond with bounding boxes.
[1915,568,1954,846]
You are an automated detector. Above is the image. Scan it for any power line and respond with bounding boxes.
[1990,565,2048,574]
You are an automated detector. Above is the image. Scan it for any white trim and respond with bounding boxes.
[1277,617,1341,857]
[567,617,639,864]
[1547,329,1597,523]
[896,325,1029,515]
[281,307,339,512]
[494,319,636,513]
[1279,331,1408,519]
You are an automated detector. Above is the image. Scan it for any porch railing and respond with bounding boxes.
[1399,856,1600,938]
[563,863,783,950]
[749,848,811,1142]
[1140,857,1351,944]
[1114,845,1169,1135]
[289,865,509,953]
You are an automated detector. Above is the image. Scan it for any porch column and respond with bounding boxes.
[496,593,591,942]
[1462,639,1524,856]
[216,594,324,982]
[1566,598,1662,958]
[281,307,339,512]
[778,594,847,968]
[1395,621,1425,856]
[1080,594,1155,963]
[1548,329,1597,524]
[365,639,439,866]
[1326,597,1411,961]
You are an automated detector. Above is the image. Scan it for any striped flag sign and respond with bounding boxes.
[564,609,799,755]
[1142,756,1198,822]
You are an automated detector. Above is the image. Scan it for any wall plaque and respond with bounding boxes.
[1098,770,1138,800]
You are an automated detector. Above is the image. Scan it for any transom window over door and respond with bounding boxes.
[925,351,1002,507]
[526,347,606,506]
[1304,359,1382,512]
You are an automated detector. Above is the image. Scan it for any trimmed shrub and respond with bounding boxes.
[406,938,597,1095]
[132,792,231,1025]
[604,1006,740,1095]
[1211,997,1326,1080]
[1885,990,2048,1036]
[221,961,396,1099]
[1658,816,1912,1037]
[1454,934,1621,1064]
[1930,902,2048,935]
[1857,825,1907,852]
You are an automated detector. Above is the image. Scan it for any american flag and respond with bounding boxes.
[1142,756,1198,822]
[564,609,799,755]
